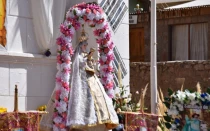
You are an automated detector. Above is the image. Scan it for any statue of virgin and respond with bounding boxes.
[66,27,119,130]
[40,26,118,131]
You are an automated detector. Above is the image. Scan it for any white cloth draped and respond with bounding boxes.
[172,25,189,60]
[190,23,208,60]
[30,0,66,52]
[172,23,208,60]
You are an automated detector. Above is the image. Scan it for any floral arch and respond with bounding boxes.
[54,2,115,130]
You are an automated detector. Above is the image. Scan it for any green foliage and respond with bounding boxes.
[163,115,171,122]
[207,87,210,94]
[168,88,173,96]
[163,101,170,109]
[165,122,171,129]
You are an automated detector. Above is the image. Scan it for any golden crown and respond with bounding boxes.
[78,25,88,43]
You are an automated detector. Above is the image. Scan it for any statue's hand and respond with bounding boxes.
[85,66,95,76]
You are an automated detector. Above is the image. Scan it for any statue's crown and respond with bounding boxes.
[78,24,88,43]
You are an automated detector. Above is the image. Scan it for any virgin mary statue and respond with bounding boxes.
[40,27,119,131]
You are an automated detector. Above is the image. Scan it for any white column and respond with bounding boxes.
[150,0,158,114]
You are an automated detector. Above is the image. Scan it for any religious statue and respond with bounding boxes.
[182,113,201,131]
[40,26,119,131]
[66,26,118,130]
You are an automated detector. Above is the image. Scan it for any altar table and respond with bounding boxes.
[0,111,47,131]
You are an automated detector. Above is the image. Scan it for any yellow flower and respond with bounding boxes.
[0,107,7,113]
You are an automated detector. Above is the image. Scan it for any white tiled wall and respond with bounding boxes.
[0,0,129,111]
[0,56,56,111]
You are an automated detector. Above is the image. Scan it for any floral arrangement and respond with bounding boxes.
[163,88,210,130]
[37,105,47,111]
[54,2,115,130]
[0,107,7,113]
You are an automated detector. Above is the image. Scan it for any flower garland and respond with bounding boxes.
[163,89,210,131]
[53,2,115,130]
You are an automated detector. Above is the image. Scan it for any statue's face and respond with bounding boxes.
[81,41,88,52]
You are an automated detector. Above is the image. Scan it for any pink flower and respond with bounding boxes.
[56,37,63,45]
[63,68,70,74]
[96,38,103,45]
[108,94,114,98]
[94,29,100,36]
[102,76,107,82]
[107,54,114,61]
[59,123,66,129]
[62,82,69,89]
[106,81,114,89]
[86,8,91,14]
[97,18,104,24]
[107,66,113,72]
[63,97,68,102]
[108,42,114,49]
[93,9,97,14]
[56,77,61,83]
[69,47,74,55]
[57,55,61,61]
[98,8,103,14]
[60,24,73,37]
[53,112,59,118]
[105,33,111,41]
[105,60,111,65]
[61,46,67,51]
[61,112,67,119]
[104,47,110,54]
[99,59,104,65]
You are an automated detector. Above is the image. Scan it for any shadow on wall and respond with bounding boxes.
[130,61,210,112]
[8,58,56,111]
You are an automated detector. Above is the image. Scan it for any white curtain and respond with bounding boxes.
[31,0,66,52]
[190,23,208,60]
[172,25,189,60]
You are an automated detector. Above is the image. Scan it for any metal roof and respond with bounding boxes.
[154,0,192,4]
[165,0,210,9]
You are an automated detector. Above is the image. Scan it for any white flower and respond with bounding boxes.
[60,88,69,99]
[101,55,107,62]
[79,17,85,24]
[66,11,74,18]
[87,13,95,20]
[53,116,62,123]
[95,21,106,29]
[176,90,186,103]
[171,124,177,129]
[74,8,82,16]
[185,91,196,101]
[57,63,61,70]
[53,125,60,131]
[95,11,102,20]
[205,94,210,101]
[60,63,70,70]
[56,101,67,114]
[178,104,184,111]
[81,9,86,15]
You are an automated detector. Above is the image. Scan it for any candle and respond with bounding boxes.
[14,85,18,112]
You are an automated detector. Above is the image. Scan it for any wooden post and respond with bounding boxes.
[14,85,18,112]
